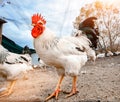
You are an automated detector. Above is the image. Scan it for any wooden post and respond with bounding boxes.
[0,24,3,44]
[0,19,7,44]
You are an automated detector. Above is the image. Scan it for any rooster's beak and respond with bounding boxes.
[32,23,35,26]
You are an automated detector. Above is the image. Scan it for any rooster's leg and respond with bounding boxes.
[0,80,16,97]
[65,76,78,98]
[45,75,64,101]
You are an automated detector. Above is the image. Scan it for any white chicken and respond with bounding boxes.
[31,14,96,101]
[0,45,33,97]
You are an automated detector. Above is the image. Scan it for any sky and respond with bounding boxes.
[0,0,119,49]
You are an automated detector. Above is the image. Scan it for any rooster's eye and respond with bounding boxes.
[39,22,43,25]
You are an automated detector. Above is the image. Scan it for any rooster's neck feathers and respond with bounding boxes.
[34,28,59,50]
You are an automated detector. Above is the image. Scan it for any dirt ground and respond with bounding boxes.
[0,55,120,102]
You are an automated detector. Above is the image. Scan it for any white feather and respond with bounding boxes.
[0,63,33,80]
[0,45,33,81]
[34,28,95,76]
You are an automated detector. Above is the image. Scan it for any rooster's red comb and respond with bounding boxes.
[32,13,46,25]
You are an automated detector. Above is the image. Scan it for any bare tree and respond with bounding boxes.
[96,2,120,52]
[73,1,120,53]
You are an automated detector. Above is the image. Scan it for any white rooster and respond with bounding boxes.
[31,14,96,101]
[0,45,33,97]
